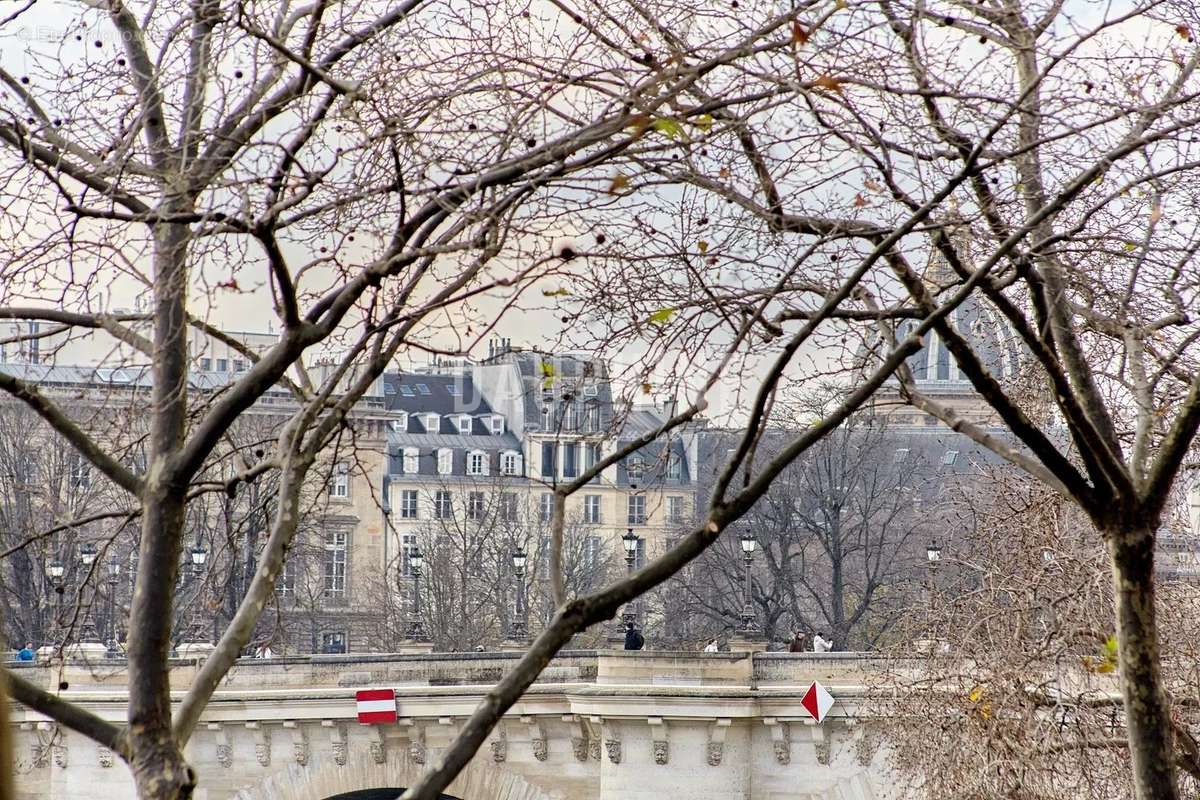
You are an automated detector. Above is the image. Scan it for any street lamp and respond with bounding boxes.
[925,541,941,620]
[738,531,759,635]
[46,559,65,647]
[620,529,641,631]
[510,548,528,641]
[189,543,209,571]
[77,545,101,644]
[406,547,427,641]
[106,556,121,658]
[183,543,209,643]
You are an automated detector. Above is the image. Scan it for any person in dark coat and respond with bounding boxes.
[788,631,808,653]
[623,621,644,651]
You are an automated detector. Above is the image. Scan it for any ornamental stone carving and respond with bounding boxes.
[653,740,669,765]
[588,738,601,761]
[531,737,548,762]
[706,741,724,766]
[293,738,309,766]
[255,728,272,767]
[409,740,426,765]
[490,737,507,763]
[370,739,386,765]
[216,743,233,769]
[604,738,621,764]
[571,736,588,762]
[98,747,114,768]
[815,739,831,766]
[774,738,791,765]
[332,740,348,767]
[52,743,67,769]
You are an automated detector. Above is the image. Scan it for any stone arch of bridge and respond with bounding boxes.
[232,747,553,800]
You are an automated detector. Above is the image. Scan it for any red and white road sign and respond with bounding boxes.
[356,688,397,724]
[801,681,835,723]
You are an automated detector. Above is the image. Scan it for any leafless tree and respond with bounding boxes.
[0,3,860,798]
[549,2,1200,796]
[876,470,1200,799]
[667,414,932,650]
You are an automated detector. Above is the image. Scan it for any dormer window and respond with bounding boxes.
[500,450,523,476]
[437,448,453,475]
[467,450,489,476]
[667,452,682,480]
[626,455,645,480]
[455,414,473,434]
[489,415,505,435]
[422,413,440,433]
[403,447,420,474]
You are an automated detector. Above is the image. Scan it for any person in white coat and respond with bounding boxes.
[812,632,833,652]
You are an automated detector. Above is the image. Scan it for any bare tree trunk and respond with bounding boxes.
[1108,527,1179,800]
[127,218,194,800]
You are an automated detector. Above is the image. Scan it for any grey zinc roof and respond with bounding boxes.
[385,431,520,450]
[0,363,282,393]
[383,372,493,416]
[496,351,615,433]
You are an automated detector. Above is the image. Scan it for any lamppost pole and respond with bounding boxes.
[186,543,209,642]
[510,548,528,642]
[46,558,65,649]
[77,543,103,644]
[106,556,121,658]
[620,529,640,631]
[926,540,941,614]
[406,547,427,641]
[737,532,758,635]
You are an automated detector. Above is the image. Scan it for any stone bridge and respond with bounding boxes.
[7,651,895,800]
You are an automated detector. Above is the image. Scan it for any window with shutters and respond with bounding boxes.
[500,450,522,476]
[467,450,489,476]
[437,448,453,475]
[403,448,420,474]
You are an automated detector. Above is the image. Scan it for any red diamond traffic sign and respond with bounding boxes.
[801,681,835,723]
[356,688,397,724]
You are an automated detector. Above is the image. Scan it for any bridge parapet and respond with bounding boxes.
[7,650,899,694]
[7,652,897,800]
